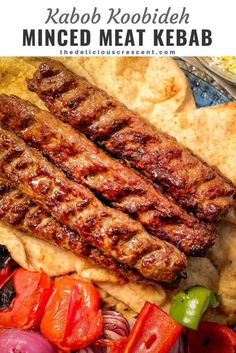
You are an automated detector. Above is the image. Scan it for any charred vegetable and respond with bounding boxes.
[0,277,16,309]
[0,245,15,288]
[0,268,53,329]
[0,245,12,269]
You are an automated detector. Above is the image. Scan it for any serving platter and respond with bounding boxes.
[175,58,234,107]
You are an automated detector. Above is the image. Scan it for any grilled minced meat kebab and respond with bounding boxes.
[0,176,147,283]
[0,127,186,282]
[28,59,235,221]
[0,95,216,255]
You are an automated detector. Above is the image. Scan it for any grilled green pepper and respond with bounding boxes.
[170,285,219,330]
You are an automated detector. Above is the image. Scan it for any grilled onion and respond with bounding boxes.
[102,310,130,340]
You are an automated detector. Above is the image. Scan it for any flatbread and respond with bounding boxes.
[78,56,196,116]
[0,57,47,109]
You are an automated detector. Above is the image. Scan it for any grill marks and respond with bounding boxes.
[0,127,186,282]
[1,58,232,283]
[0,177,82,249]
[0,178,95,260]
[27,59,235,222]
[0,177,146,283]
[0,95,217,256]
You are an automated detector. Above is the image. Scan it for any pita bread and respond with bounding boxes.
[98,282,166,313]
[78,57,196,115]
[0,57,47,109]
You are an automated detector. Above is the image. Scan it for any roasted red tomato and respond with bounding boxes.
[40,276,103,351]
[0,268,53,329]
[187,321,236,353]
[123,302,183,353]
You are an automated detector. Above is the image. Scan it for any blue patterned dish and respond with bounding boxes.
[174,58,234,107]
[185,71,231,107]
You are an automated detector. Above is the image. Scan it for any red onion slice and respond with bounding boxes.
[0,329,56,353]
[102,310,130,340]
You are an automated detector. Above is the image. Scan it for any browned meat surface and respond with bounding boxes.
[0,95,217,256]
[28,59,235,221]
[0,127,186,282]
[0,176,146,283]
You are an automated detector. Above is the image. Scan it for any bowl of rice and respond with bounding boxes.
[197,57,236,85]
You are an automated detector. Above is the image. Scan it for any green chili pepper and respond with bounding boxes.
[169,285,219,330]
